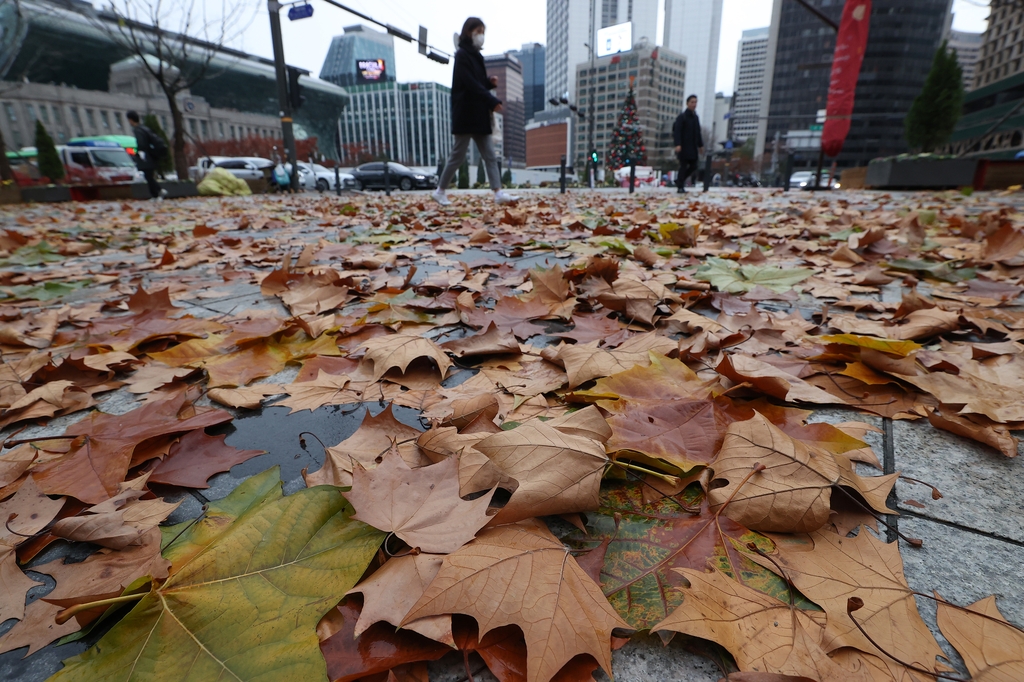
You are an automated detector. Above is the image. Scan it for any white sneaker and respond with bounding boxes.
[494,189,519,205]
[159,188,169,199]
[431,189,451,206]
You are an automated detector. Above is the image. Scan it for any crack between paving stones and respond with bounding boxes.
[883,417,898,543]
[898,508,1024,549]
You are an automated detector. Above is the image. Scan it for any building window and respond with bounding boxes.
[114,112,124,131]
[200,119,208,138]
[100,110,110,130]
[70,107,82,133]
[39,105,49,124]
[51,106,61,125]
[230,125,236,139]
[85,108,97,130]
[189,118,197,135]
[4,102,16,122]
[218,121,224,138]
[26,104,36,123]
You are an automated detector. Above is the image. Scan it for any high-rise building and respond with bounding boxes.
[755,0,952,167]
[545,0,658,112]
[948,29,982,93]
[974,1,1024,89]
[575,45,687,170]
[336,82,451,168]
[712,92,732,149]
[731,26,769,143]
[663,0,724,129]
[320,25,396,88]
[513,43,546,122]
[485,52,527,166]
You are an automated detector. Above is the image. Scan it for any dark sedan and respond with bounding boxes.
[350,162,436,191]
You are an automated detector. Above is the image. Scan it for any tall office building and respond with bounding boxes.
[337,82,451,167]
[947,29,982,93]
[545,0,658,111]
[485,52,527,165]
[756,0,952,167]
[513,43,546,122]
[574,45,687,169]
[663,0,724,128]
[974,1,1024,89]
[731,26,769,143]
[320,25,396,88]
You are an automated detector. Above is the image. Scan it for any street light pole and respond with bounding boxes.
[268,0,299,191]
[587,0,596,189]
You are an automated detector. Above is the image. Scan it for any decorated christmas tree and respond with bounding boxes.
[606,84,646,170]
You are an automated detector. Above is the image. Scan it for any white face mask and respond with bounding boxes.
[473,32,485,49]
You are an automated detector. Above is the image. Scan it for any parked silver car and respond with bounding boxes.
[297,162,356,192]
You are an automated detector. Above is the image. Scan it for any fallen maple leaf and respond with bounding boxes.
[936,594,1024,681]
[403,521,630,682]
[440,321,520,357]
[148,429,265,488]
[0,477,64,623]
[749,529,945,672]
[548,333,677,388]
[474,407,609,524]
[48,467,383,682]
[346,448,493,553]
[276,370,353,413]
[360,333,453,383]
[708,413,841,533]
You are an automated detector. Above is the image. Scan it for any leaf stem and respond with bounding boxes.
[608,460,681,486]
[55,592,147,625]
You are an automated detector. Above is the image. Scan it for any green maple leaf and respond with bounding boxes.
[1,241,64,266]
[49,467,384,682]
[1,280,90,301]
[695,257,813,293]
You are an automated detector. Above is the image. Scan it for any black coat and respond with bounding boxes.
[450,40,500,135]
[673,109,704,160]
[132,124,158,171]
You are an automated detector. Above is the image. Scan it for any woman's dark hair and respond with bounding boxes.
[686,94,698,103]
[459,17,485,45]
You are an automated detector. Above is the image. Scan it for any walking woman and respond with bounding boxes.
[432,17,518,205]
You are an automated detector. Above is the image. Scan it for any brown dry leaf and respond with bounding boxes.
[275,370,353,413]
[708,412,840,533]
[529,265,576,319]
[718,354,840,405]
[403,521,630,682]
[346,448,493,553]
[347,553,454,646]
[305,404,428,488]
[750,529,945,671]
[650,568,867,682]
[927,407,1020,457]
[548,333,677,388]
[936,594,1024,681]
[440,321,520,357]
[81,351,139,372]
[475,406,609,524]
[124,363,195,394]
[888,308,962,341]
[0,477,64,623]
[360,333,453,383]
[207,383,283,409]
[148,429,265,488]
[596,277,677,326]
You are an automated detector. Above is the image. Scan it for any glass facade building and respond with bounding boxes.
[759,0,952,168]
[513,43,546,123]
[319,25,396,88]
[337,82,452,168]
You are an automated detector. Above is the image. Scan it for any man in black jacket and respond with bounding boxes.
[127,110,167,199]
[672,95,704,193]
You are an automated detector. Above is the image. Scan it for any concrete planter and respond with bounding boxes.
[0,184,21,204]
[21,185,72,203]
[865,159,978,189]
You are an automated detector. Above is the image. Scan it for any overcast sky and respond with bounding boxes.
[230,0,991,95]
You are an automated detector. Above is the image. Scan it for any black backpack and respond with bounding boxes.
[142,125,168,160]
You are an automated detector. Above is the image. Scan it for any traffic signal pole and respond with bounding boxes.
[268,0,299,191]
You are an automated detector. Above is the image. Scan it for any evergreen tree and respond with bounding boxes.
[502,168,512,187]
[142,113,173,175]
[606,87,647,170]
[905,41,964,152]
[457,160,469,189]
[475,161,486,187]
[34,120,64,183]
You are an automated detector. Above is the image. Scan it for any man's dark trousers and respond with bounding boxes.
[142,168,160,198]
[677,155,699,190]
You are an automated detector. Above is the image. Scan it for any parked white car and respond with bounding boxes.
[297,162,356,192]
[189,156,273,182]
[790,170,839,189]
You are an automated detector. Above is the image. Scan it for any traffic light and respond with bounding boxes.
[590,150,599,164]
[287,66,306,111]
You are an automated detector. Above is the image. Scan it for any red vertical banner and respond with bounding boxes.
[821,0,871,157]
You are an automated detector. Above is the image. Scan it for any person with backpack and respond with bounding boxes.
[126,110,168,199]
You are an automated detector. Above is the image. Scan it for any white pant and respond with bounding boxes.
[438,134,500,191]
